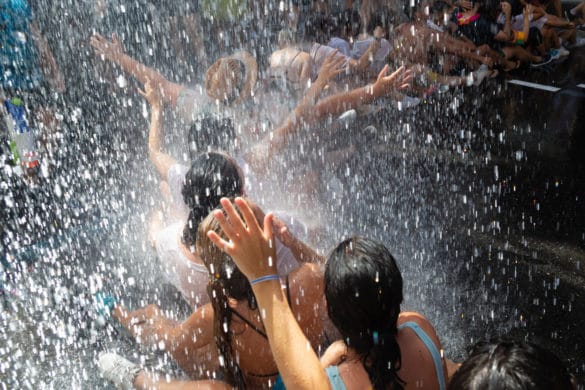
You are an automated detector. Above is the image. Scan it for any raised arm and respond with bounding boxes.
[495,2,513,41]
[246,198,325,265]
[272,216,325,264]
[298,51,346,108]
[245,64,412,171]
[90,33,184,107]
[138,80,177,181]
[208,198,331,390]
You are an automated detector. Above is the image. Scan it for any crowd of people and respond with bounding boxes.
[1,0,582,389]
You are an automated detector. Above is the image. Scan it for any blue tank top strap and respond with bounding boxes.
[325,366,348,390]
[272,366,347,390]
[398,321,446,390]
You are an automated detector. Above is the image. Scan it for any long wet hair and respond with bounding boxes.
[325,236,405,390]
[448,338,574,390]
[181,152,244,247]
[196,205,258,389]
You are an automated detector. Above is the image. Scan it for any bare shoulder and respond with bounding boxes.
[398,311,431,324]
[397,311,442,345]
[289,263,324,312]
[291,263,324,285]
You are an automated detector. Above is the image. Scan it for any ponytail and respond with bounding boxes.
[199,208,260,389]
[363,329,404,390]
[207,279,246,389]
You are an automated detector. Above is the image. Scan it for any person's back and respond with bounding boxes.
[268,47,312,87]
[396,312,449,389]
[321,237,449,390]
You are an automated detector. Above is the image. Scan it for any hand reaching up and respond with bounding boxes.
[138,79,162,109]
[315,50,347,85]
[372,65,413,97]
[90,33,124,63]
[207,197,277,281]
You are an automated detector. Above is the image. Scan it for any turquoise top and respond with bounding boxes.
[272,366,347,390]
[398,321,447,390]
[273,322,446,390]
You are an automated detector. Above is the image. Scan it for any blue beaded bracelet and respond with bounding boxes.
[250,274,280,286]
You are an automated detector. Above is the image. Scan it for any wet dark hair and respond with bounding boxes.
[432,0,451,14]
[366,12,390,35]
[187,114,237,157]
[325,236,405,390]
[304,12,334,42]
[331,8,361,38]
[449,339,574,390]
[197,203,259,389]
[181,152,244,246]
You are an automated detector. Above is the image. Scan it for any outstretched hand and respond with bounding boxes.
[90,33,124,62]
[316,50,346,85]
[207,197,277,281]
[372,65,413,97]
[138,78,162,108]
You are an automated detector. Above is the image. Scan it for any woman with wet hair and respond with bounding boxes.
[196,205,326,388]
[206,197,460,390]
[448,339,575,390]
[100,203,326,389]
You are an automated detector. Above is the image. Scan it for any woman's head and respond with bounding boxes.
[188,114,238,156]
[181,152,244,246]
[449,339,575,390]
[325,236,404,390]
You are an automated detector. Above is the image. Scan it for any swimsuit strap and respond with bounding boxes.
[230,308,268,339]
[397,321,447,390]
[325,366,348,390]
[230,276,293,341]
[287,50,302,69]
[312,44,325,64]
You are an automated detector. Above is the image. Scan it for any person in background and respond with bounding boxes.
[448,339,575,390]
[1,0,64,176]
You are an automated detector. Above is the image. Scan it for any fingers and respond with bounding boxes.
[89,35,102,51]
[332,56,347,73]
[323,49,339,66]
[220,197,247,237]
[263,212,274,243]
[212,207,238,242]
[389,65,405,80]
[234,197,262,236]
[207,230,232,253]
[376,64,390,82]
[137,88,146,97]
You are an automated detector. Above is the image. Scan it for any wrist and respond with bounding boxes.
[250,274,280,286]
